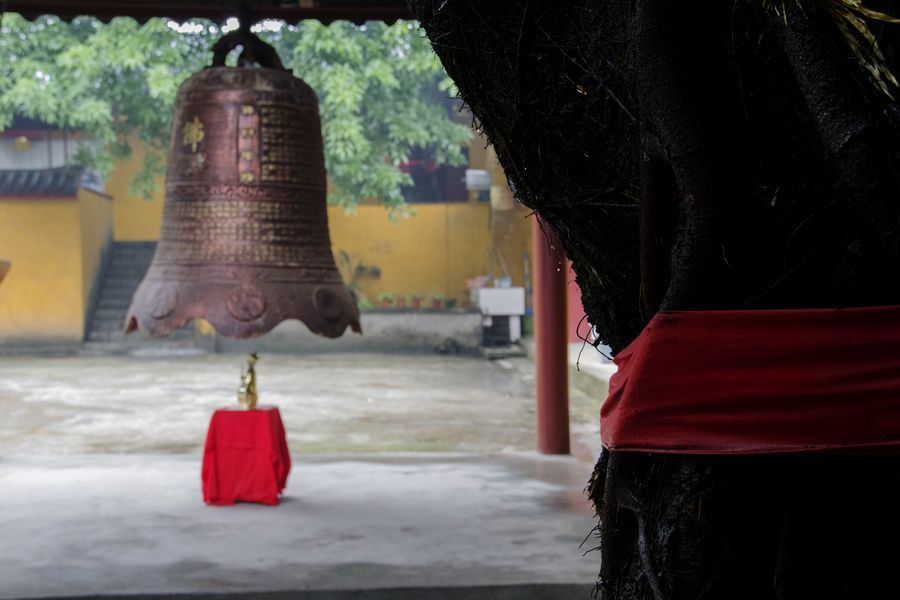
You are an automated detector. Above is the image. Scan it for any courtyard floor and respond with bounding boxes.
[0,352,606,599]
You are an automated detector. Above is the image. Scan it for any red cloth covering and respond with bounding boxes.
[202,406,291,505]
[601,306,900,454]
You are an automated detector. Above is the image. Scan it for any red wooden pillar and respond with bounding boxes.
[532,217,570,454]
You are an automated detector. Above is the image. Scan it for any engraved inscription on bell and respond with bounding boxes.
[182,117,204,153]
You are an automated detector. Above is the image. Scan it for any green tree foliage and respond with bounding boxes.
[0,14,471,209]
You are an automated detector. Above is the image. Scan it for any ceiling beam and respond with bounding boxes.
[3,1,413,25]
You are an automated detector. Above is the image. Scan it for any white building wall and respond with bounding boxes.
[0,137,94,170]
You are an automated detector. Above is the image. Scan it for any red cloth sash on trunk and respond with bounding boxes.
[600,306,900,454]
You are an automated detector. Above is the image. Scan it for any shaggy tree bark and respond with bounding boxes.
[409,1,900,598]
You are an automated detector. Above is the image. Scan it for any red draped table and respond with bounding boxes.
[201,406,291,505]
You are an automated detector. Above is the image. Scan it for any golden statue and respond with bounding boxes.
[237,352,259,410]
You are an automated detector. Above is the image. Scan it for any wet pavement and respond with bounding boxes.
[0,353,603,455]
[0,353,605,598]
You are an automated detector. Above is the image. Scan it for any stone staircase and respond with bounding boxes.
[82,242,202,355]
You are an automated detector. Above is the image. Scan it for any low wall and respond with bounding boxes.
[216,310,483,355]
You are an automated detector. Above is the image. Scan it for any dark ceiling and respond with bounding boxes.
[3,1,413,25]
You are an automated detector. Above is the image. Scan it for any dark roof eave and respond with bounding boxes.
[3,1,414,25]
[0,167,86,198]
[0,194,80,200]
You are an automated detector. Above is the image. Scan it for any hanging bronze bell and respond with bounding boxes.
[126,31,361,339]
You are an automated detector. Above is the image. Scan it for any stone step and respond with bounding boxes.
[88,320,130,332]
[108,246,155,252]
[106,260,153,269]
[97,277,141,290]
[98,281,138,290]
[107,252,154,259]
[105,248,156,263]
[103,266,146,273]
[90,318,195,334]
[107,256,150,261]
[111,241,157,247]
[85,329,194,343]
[85,331,125,342]
[95,293,136,305]
[96,299,134,311]
[97,284,141,295]
[91,306,128,323]
[109,242,157,251]
[83,334,196,345]
[103,269,148,279]
[84,241,199,351]
[98,282,139,292]
[80,341,206,357]
[107,248,154,255]
[90,322,128,332]
[106,263,153,270]
[107,256,153,264]
[96,294,137,305]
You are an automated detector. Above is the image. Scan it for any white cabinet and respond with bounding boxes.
[476,287,525,316]
[476,287,525,345]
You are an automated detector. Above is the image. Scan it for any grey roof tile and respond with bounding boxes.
[0,167,84,198]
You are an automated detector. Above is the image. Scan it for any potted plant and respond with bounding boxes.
[377,292,395,308]
[445,297,458,309]
[431,293,445,309]
[395,295,407,309]
[410,293,424,309]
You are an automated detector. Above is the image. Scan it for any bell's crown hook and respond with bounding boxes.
[210,1,287,71]
[237,2,253,33]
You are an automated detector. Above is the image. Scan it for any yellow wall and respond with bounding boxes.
[0,190,112,346]
[106,140,165,241]
[0,199,85,343]
[329,202,532,307]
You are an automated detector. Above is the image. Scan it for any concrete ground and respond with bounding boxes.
[0,353,608,599]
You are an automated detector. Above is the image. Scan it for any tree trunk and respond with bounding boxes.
[409,1,900,597]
